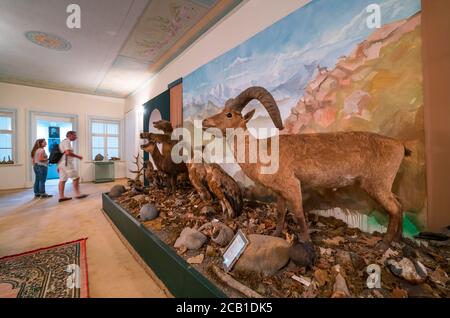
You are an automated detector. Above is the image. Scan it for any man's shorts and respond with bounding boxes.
[59,166,79,182]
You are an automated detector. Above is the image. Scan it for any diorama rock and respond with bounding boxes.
[139,203,159,221]
[174,227,207,250]
[198,221,234,247]
[109,185,126,198]
[386,257,428,284]
[234,234,290,275]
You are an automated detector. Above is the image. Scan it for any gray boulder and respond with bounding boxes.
[234,234,290,275]
[109,185,126,198]
[174,227,207,250]
[139,203,159,221]
[386,257,427,284]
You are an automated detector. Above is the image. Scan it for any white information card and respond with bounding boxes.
[222,230,249,272]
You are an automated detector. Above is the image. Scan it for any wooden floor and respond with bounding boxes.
[0,180,168,298]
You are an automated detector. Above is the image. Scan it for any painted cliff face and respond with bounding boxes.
[183,0,425,228]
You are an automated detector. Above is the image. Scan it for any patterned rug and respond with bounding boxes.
[0,238,89,298]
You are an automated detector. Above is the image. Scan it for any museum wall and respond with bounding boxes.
[0,82,126,189]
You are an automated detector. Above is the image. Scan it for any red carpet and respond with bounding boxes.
[0,238,89,298]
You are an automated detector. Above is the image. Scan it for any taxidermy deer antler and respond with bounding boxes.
[129,153,144,188]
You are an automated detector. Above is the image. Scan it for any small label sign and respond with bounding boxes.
[223,230,249,272]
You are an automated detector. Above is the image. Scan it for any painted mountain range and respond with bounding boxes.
[283,13,426,221]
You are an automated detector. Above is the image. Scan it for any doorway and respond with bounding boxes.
[30,112,77,182]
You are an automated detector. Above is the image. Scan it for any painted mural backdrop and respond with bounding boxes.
[183,0,426,228]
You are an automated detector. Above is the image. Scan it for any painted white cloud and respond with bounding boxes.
[225,71,249,81]
[224,56,252,72]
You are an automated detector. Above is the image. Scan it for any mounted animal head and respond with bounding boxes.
[202,86,284,134]
[153,120,173,134]
[140,132,156,153]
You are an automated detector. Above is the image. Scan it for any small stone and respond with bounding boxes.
[109,185,126,198]
[331,265,351,298]
[174,227,207,250]
[234,234,290,275]
[187,253,204,264]
[386,257,427,284]
[139,203,159,221]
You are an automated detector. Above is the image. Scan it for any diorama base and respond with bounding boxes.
[102,193,227,298]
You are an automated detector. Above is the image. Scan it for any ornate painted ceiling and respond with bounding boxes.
[0,0,242,98]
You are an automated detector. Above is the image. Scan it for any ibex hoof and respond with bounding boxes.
[289,240,316,268]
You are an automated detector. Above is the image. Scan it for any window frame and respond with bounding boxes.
[88,116,122,161]
[0,108,17,162]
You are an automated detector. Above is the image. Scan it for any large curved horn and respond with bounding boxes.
[225,86,284,129]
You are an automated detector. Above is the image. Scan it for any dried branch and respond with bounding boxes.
[212,265,262,298]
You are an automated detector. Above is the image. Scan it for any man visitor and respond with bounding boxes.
[58,131,88,202]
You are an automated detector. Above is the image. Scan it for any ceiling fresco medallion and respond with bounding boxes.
[24,31,72,51]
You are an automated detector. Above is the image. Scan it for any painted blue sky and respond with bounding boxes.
[183,0,421,116]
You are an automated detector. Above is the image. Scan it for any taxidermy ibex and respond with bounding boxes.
[203,86,411,264]
[150,120,243,218]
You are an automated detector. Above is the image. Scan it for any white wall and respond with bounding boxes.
[0,82,126,190]
[124,107,144,179]
[124,0,309,158]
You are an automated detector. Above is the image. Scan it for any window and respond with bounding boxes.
[0,110,16,161]
[90,119,121,160]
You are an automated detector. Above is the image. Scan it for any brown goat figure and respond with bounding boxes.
[203,86,411,263]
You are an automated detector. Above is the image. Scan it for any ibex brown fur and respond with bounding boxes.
[203,86,410,262]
